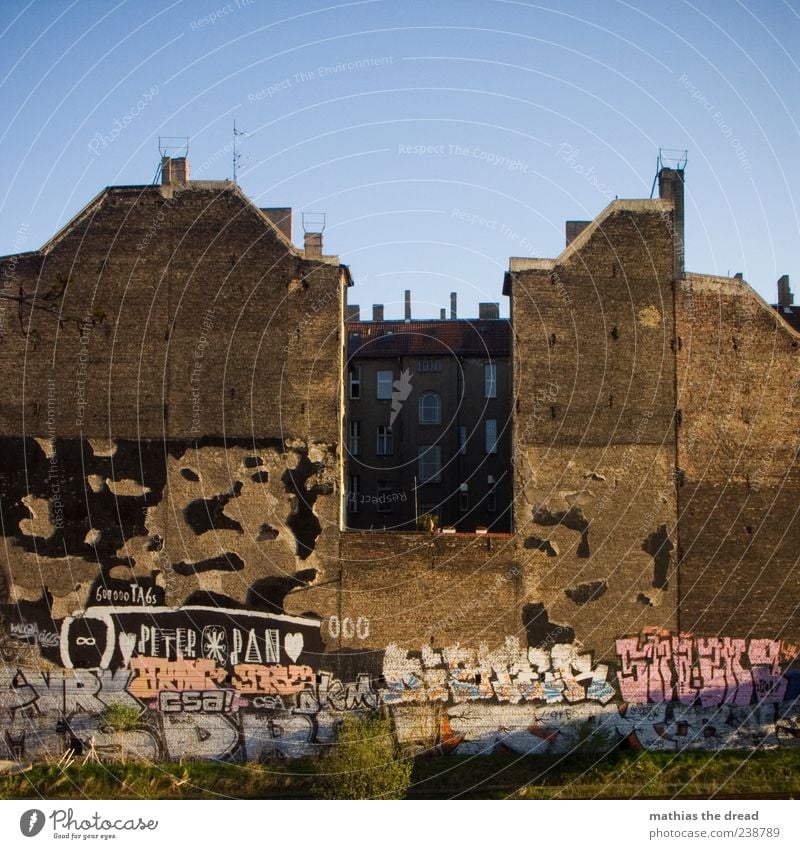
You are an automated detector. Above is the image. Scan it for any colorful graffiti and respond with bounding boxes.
[2,612,799,761]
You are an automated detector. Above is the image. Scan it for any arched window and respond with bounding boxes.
[419,392,441,425]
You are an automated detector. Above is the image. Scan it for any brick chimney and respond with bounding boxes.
[404,290,412,320]
[479,303,500,320]
[440,308,446,319]
[778,275,793,308]
[565,221,590,246]
[261,207,292,241]
[658,166,685,278]
[372,304,384,321]
[450,292,457,319]
[161,156,190,186]
[346,304,360,321]
[304,232,323,258]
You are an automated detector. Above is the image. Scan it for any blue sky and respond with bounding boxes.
[1,0,799,318]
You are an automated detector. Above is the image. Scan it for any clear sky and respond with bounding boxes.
[1,0,799,319]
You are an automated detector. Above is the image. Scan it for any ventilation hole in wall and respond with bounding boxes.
[611,263,616,277]
[732,337,738,351]
[611,326,619,340]
[301,403,306,414]
[549,333,556,346]
[515,399,520,413]
[229,388,236,399]
[608,395,614,408]
[550,405,556,419]
[180,468,200,482]
[745,525,754,535]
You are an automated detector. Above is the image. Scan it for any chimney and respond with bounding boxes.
[450,292,457,319]
[261,207,292,241]
[346,304,360,322]
[778,275,793,308]
[440,308,446,320]
[479,303,500,320]
[404,290,412,320]
[161,156,190,186]
[304,232,323,258]
[658,166,685,278]
[733,272,743,281]
[565,220,590,246]
[372,304,384,321]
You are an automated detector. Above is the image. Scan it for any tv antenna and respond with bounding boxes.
[233,120,248,183]
[302,212,326,233]
[158,136,189,158]
[650,148,687,198]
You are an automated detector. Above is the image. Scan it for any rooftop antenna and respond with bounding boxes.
[233,120,247,183]
[650,147,687,198]
[302,212,326,233]
[156,137,189,183]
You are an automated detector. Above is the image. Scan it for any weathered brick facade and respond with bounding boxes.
[1,160,798,762]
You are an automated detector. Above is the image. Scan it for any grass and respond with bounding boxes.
[1,748,799,800]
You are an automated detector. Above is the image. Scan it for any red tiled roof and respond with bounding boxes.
[347,320,510,358]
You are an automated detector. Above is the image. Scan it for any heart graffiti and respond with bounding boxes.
[284,633,304,662]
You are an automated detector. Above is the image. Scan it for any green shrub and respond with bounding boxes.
[314,713,412,800]
[100,703,142,731]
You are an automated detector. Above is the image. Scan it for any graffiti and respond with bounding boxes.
[158,690,235,714]
[382,638,615,706]
[52,605,323,670]
[327,615,370,640]
[615,633,795,705]
[9,622,59,648]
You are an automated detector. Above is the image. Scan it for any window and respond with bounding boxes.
[419,392,441,425]
[485,419,497,454]
[377,370,393,399]
[459,425,467,455]
[348,420,361,455]
[487,475,497,512]
[349,366,361,399]
[376,425,393,455]
[347,475,360,513]
[484,363,497,398]
[417,358,442,373]
[459,483,469,512]
[377,482,392,513]
[418,445,441,483]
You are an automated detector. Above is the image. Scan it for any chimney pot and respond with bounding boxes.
[161,156,190,186]
[450,292,457,319]
[304,231,323,258]
[372,304,384,322]
[778,274,793,307]
[404,289,411,320]
[565,221,590,246]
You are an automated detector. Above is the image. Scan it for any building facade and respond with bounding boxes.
[344,309,511,532]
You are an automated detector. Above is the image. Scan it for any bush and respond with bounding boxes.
[100,703,142,731]
[314,713,412,800]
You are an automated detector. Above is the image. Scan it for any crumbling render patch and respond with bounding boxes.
[642,524,674,590]
[281,452,332,560]
[565,580,607,606]
[183,481,244,535]
[522,603,575,648]
[172,552,245,576]
[533,505,590,558]
[523,537,559,556]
